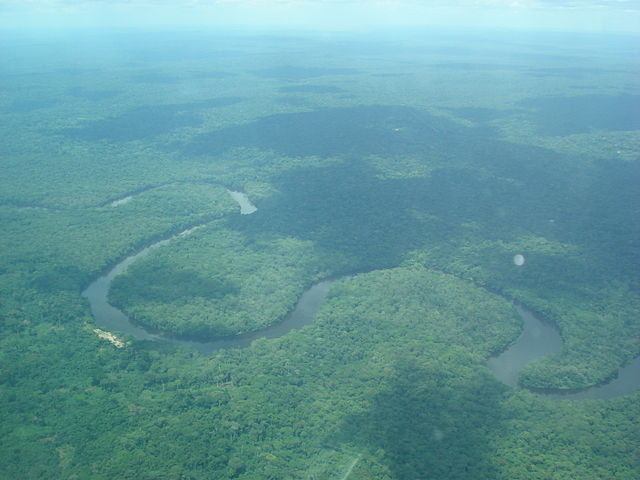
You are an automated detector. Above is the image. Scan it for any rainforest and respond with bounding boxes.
[1,24,639,480]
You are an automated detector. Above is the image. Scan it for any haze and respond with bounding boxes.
[2,0,640,34]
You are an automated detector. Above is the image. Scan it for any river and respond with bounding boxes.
[82,190,640,400]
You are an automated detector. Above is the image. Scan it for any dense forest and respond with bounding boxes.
[1,28,639,479]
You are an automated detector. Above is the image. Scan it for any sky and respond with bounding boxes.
[1,0,639,34]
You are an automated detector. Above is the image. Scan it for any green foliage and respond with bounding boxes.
[0,183,237,291]
[110,221,338,337]
[1,29,638,480]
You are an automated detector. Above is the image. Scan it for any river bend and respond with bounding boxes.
[82,191,640,400]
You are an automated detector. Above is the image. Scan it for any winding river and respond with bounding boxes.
[83,190,640,400]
